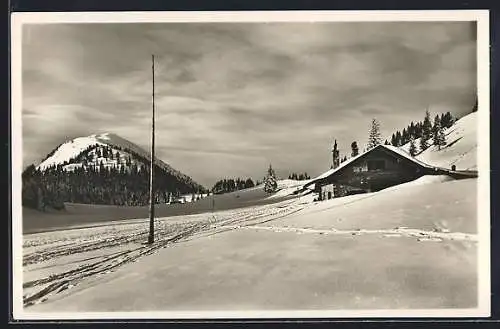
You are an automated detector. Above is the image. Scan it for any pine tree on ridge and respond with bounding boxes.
[367,118,382,150]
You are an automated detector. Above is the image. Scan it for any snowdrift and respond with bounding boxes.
[381,175,454,192]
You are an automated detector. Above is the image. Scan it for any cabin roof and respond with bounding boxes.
[304,144,435,188]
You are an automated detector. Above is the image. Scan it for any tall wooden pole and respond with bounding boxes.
[148,55,156,244]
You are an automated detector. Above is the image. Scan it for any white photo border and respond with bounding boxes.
[10,9,491,320]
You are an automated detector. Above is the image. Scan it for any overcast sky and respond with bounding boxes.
[21,22,476,187]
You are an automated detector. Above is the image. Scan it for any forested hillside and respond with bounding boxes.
[22,134,206,210]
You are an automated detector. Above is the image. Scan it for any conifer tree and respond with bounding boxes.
[433,117,447,150]
[441,111,454,129]
[432,115,441,141]
[390,133,397,146]
[420,110,432,151]
[409,122,415,138]
[351,141,359,157]
[437,128,446,150]
[409,136,417,156]
[245,178,255,188]
[402,128,408,145]
[395,131,402,146]
[263,164,278,193]
[420,134,428,151]
[432,114,442,137]
[367,118,382,150]
[422,110,432,139]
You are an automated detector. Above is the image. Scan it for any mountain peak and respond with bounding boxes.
[28,133,205,206]
[37,134,108,170]
[36,132,139,170]
[36,133,199,185]
[24,132,205,208]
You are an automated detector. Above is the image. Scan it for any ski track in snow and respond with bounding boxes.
[23,194,477,308]
[22,199,305,307]
[236,225,477,242]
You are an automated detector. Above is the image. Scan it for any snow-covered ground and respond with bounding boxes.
[266,179,313,199]
[21,176,479,314]
[270,177,477,235]
[19,110,481,316]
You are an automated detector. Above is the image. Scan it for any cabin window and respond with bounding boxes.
[353,163,368,172]
[367,160,385,171]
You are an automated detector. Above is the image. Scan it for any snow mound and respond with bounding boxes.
[277,179,312,190]
[382,175,454,192]
[267,179,313,199]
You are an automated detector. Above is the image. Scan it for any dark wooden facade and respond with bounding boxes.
[312,146,439,199]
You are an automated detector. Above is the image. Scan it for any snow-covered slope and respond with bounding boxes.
[37,132,196,182]
[37,134,107,171]
[277,179,312,190]
[402,112,478,170]
[266,179,313,199]
[36,133,201,190]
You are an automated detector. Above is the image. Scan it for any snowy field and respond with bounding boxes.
[22,184,295,234]
[21,177,478,313]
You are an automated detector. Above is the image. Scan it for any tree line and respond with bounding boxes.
[22,144,206,211]
[287,172,311,180]
[389,111,454,150]
[328,109,458,168]
[364,111,454,156]
[211,177,256,194]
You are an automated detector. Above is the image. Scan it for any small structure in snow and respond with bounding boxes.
[304,144,470,200]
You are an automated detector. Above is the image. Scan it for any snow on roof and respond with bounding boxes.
[382,144,434,169]
[305,144,435,187]
[312,149,366,181]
